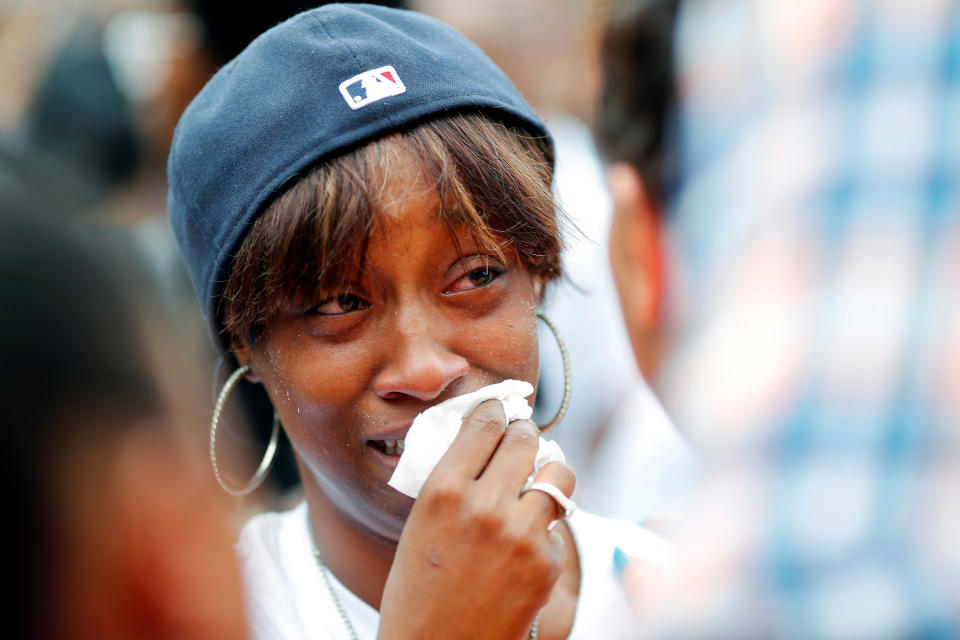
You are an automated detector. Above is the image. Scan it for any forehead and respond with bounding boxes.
[366,184,483,264]
[365,137,502,246]
[368,144,439,220]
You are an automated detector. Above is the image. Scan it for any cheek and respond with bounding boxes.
[254,335,375,439]
[473,280,540,383]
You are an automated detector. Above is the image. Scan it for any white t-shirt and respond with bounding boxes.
[237,501,671,640]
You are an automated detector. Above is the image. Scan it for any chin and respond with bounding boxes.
[348,483,417,544]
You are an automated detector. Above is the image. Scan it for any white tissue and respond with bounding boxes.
[388,379,566,498]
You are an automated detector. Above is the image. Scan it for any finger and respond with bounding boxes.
[476,418,539,492]
[431,399,507,482]
[520,461,576,528]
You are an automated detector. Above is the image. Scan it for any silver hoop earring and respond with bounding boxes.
[536,312,571,433]
[210,364,280,496]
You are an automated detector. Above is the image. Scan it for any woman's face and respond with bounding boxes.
[240,157,542,542]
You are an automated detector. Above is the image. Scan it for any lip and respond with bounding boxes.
[365,422,413,443]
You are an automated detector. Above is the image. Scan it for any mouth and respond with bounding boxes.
[368,438,406,457]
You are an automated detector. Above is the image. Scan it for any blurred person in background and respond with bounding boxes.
[0,210,246,639]
[415,0,697,526]
[598,0,960,637]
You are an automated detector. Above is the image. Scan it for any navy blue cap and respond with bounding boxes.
[168,3,552,349]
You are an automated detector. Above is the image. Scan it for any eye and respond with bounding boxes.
[446,264,506,294]
[307,293,369,316]
[469,267,495,286]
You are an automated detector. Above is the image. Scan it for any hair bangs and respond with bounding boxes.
[406,115,561,278]
[222,148,378,344]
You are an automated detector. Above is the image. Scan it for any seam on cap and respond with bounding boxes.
[313,9,365,74]
[319,7,408,133]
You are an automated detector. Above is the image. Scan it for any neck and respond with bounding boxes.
[303,482,398,611]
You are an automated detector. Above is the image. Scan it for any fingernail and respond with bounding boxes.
[613,546,629,578]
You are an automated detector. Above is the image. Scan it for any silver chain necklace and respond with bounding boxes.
[309,540,540,639]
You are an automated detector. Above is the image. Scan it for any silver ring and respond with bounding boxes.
[524,481,576,519]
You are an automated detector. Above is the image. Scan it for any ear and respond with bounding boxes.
[606,162,666,380]
[231,340,262,383]
[532,277,545,306]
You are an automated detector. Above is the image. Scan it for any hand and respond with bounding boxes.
[378,399,575,640]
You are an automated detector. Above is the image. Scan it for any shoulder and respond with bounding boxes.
[236,502,319,639]
[237,501,307,567]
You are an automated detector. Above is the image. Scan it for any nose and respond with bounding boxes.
[372,307,469,402]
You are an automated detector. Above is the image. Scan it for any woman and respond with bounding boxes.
[168,5,669,639]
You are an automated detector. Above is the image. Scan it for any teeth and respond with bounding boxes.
[379,439,405,456]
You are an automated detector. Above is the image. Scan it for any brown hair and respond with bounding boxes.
[222,112,562,346]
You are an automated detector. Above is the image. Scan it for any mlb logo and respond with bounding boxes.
[339,65,406,110]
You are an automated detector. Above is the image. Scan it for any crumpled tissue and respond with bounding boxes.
[388,379,566,498]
